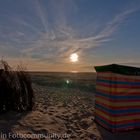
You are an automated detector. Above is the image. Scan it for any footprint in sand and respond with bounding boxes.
[79,121,90,130]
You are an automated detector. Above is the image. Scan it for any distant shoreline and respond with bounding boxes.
[28,71,96,74]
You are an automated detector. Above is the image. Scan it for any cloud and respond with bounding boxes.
[0,0,139,70]
[21,4,139,65]
[0,44,21,58]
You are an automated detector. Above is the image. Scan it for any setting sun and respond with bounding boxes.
[70,53,78,62]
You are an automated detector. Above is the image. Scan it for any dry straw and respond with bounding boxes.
[0,60,34,113]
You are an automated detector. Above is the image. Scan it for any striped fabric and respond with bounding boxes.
[95,72,140,131]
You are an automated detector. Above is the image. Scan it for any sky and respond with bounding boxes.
[0,0,140,72]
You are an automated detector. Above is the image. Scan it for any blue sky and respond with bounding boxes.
[0,0,140,72]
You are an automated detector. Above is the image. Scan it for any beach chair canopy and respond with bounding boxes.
[95,64,140,75]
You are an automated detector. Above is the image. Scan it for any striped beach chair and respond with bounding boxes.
[95,64,140,131]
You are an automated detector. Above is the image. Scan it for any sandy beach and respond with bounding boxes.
[0,0,140,139]
[0,73,140,140]
[0,84,100,140]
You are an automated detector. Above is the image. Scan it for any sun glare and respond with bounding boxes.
[70,53,78,62]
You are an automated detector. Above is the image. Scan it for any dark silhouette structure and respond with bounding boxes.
[0,60,34,113]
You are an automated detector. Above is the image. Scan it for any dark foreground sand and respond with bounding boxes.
[0,84,140,140]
